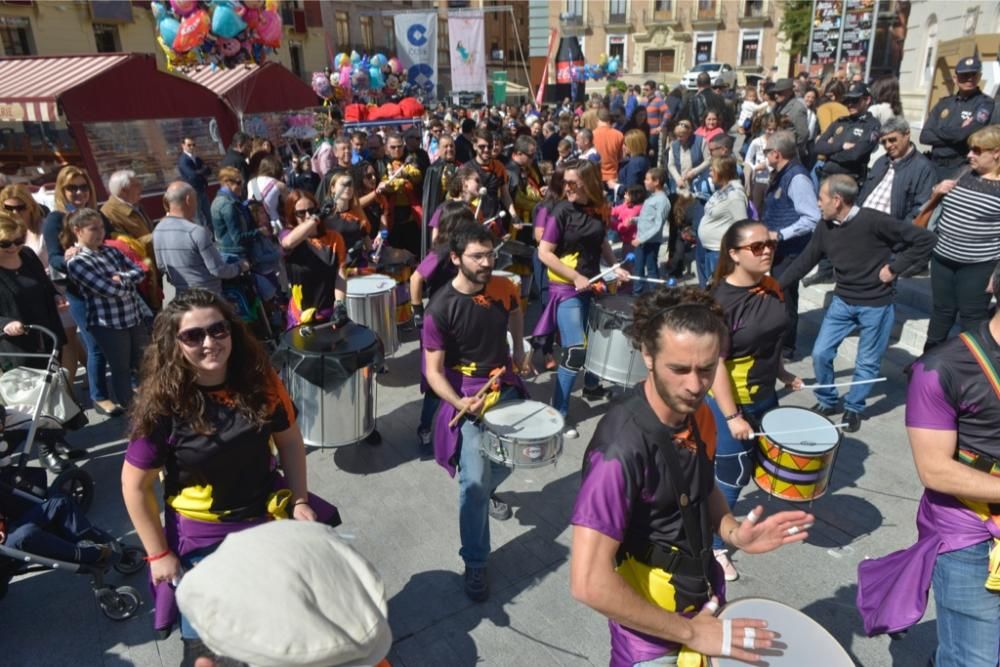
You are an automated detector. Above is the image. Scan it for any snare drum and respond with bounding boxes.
[753,406,841,502]
[584,295,647,387]
[345,274,399,357]
[480,400,564,468]
[712,598,853,666]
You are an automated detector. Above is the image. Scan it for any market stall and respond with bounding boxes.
[0,52,234,214]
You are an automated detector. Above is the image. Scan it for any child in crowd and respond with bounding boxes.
[609,185,646,251]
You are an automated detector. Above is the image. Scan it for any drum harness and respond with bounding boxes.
[615,396,717,597]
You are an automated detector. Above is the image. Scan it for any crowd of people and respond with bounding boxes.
[0,52,999,667]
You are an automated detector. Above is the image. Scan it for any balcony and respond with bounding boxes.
[642,7,683,29]
[691,2,723,29]
[738,0,772,27]
[559,12,591,35]
[607,11,633,32]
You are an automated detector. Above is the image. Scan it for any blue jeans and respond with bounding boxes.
[932,540,1000,667]
[811,296,894,414]
[419,391,440,433]
[632,241,661,295]
[91,325,147,407]
[695,246,719,288]
[178,544,221,639]
[196,190,212,227]
[706,392,778,549]
[457,387,517,567]
[66,291,109,402]
[552,294,600,418]
[5,495,108,564]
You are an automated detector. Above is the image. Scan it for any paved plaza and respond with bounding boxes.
[4,291,938,667]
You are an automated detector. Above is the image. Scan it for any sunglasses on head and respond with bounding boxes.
[3,203,27,213]
[295,207,319,218]
[0,237,26,249]
[65,184,89,193]
[176,320,232,347]
[737,239,778,256]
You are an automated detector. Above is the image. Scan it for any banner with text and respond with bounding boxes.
[448,13,488,99]
[394,12,438,99]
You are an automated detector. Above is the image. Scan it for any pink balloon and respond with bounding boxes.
[169,0,198,17]
[256,10,281,48]
[339,65,351,88]
[388,57,402,75]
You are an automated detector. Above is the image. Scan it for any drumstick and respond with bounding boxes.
[578,253,635,292]
[448,367,504,428]
[473,187,487,219]
[799,377,887,390]
[629,275,672,285]
[482,211,508,227]
[751,422,849,438]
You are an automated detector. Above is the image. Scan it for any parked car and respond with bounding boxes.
[681,62,736,90]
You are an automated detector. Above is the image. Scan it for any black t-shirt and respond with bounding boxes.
[325,212,368,251]
[711,276,788,405]
[544,200,607,280]
[284,231,346,317]
[423,275,519,377]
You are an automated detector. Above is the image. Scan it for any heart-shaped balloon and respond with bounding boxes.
[212,5,246,39]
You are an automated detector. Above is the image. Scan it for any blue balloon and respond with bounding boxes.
[607,57,619,74]
[369,65,385,90]
[159,17,180,47]
[371,53,387,68]
[212,5,246,39]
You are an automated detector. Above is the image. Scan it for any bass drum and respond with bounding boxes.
[584,295,647,387]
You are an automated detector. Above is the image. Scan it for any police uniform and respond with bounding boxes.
[919,55,996,180]
[813,83,882,184]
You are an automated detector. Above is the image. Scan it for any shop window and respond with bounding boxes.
[644,49,675,73]
[0,16,34,56]
[361,16,374,52]
[93,23,121,53]
[335,11,349,51]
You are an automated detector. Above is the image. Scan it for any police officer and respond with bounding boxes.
[919,54,996,180]
[812,82,881,184]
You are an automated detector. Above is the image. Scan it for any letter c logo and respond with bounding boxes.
[407,24,427,47]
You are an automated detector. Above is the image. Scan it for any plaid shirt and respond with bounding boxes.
[67,245,150,329]
[863,159,896,215]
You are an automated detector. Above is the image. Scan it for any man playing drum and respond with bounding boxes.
[569,287,814,665]
[422,223,529,603]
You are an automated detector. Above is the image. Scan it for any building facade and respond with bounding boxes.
[548,0,788,89]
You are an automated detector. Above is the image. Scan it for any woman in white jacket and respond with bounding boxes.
[697,156,748,287]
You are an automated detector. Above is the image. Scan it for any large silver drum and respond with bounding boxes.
[346,274,398,357]
[481,400,564,468]
[584,295,647,387]
[274,323,381,447]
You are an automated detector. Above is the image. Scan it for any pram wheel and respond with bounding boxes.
[49,467,94,513]
[114,545,146,575]
[96,585,141,621]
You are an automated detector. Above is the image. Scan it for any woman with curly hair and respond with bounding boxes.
[120,288,323,659]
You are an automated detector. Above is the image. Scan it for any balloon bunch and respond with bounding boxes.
[312,51,418,106]
[568,53,623,83]
[151,0,282,72]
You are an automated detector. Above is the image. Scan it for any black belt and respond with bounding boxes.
[618,541,707,579]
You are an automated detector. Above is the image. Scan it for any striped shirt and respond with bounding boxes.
[646,93,668,135]
[934,173,1000,263]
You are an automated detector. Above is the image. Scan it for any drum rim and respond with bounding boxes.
[592,294,638,315]
[759,405,842,452]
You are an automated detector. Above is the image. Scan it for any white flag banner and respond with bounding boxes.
[394,12,438,99]
[448,13,487,98]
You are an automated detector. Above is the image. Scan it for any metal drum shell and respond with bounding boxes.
[480,400,564,468]
[346,274,399,357]
[584,295,648,387]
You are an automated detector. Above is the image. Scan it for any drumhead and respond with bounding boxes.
[713,598,853,667]
[481,400,564,439]
[347,274,395,295]
[594,294,635,318]
[760,406,839,453]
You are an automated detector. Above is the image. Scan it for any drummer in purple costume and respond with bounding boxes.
[535,159,629,439]
[429,164,483,243]
[422,223,529,603]
[857,263,1000,667]
[411,203,475,451]
[569,287,814,666]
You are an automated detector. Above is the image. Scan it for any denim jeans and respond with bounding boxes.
[456,387,518,567]
[811,296,894,414]
[705,392,778,549]
[65,291,108,402]
[552,294,600,418]
[925,255,995,352]
[932,540,1000,667]
[632,241,661,295]
[419,391,440,433]
[695,246,719,288]
[5,495,108,563]
[179,544,221,639]
[196,190,212,227]
[91,325,148,407]
[633,656,678,666]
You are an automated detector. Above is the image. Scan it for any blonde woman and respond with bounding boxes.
[617,128,650,191]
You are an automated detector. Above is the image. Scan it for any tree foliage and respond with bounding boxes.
[778,0,814,63]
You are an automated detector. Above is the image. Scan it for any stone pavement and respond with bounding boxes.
[3,291,938,667]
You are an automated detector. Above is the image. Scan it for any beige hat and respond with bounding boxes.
[176,521,391,667]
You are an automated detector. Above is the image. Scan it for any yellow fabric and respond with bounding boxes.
[478,387,502,418]
[548,252,579,285]
[168,485,221,522]
[677,648,708,667]
[956,498,1000,591]
[725,355,758,405]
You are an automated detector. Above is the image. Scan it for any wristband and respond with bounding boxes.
[724,411,742,421]
[293,499,310,507]
[144,548,171,563]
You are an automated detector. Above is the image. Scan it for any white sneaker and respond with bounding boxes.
[714,548,739,581]
[563,426,579,439]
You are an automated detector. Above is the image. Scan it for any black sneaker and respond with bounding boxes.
[811,402,840,417]
[489,494,512,521]
[582,384,610,400]
[464,566,489,602]
[843,410,862,433]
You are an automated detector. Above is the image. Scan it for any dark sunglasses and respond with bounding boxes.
[0,237,25,249]
[65,184,89,193]
[475,143,491,150]
[295,207,320,218]
[3,203,27,213]
[970,145,995,155]
[176,320,232,347]
[737,239,778,256]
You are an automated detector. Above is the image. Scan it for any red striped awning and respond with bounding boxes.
[0,54,131,123]
[182,63,260,97]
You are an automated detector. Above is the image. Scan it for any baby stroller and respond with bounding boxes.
[0,325,93,512]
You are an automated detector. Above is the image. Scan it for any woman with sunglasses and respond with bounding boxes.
[280,190,347,328]
[1,184,85,386]
[121,289,322,661]
[706,219,802,581]
[535,159,629,439]
[42,166,117,416]
[924,125,1000,352]
[63,208,150,410]
[323,172,371,259]
[353,160,390,241]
